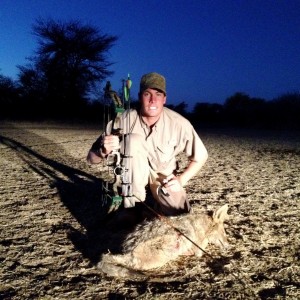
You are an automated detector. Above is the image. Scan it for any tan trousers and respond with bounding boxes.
[120,133,190,215]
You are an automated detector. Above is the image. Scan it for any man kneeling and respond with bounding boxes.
[87,72,208,217]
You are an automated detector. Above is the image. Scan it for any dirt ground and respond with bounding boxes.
[0,121,299,299]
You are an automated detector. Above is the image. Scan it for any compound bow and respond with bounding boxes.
[101,74,133,213]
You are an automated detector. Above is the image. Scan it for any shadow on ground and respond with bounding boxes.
[0,129,131,265]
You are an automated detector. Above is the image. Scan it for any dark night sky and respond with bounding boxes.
[1,0,300,109]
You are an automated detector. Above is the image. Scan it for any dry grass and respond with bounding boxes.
[0,121,299,299]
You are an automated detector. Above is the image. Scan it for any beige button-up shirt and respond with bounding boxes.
[105,107,207,175]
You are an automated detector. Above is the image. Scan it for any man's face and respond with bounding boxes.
[140,88,166,118]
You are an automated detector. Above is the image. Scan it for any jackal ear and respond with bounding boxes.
[213,204,229,223]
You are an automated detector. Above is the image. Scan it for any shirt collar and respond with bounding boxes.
[139,108,165,131]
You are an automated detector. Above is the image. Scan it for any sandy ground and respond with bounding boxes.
[0,121,299,299]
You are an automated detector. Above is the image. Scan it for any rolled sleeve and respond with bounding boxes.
[184,127,208,162]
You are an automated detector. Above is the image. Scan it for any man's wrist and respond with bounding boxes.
[93,145,106,158]
[98,146,107,158]
[178,175,187,187]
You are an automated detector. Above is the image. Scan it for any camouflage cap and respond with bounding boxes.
[140,72,166,95]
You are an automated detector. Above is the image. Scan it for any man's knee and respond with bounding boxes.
[155,186,190,216]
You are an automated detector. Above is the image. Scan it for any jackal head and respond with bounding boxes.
[208,204,229,249]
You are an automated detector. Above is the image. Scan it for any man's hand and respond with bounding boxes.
[102,134,120,155]
[163,174,182,192]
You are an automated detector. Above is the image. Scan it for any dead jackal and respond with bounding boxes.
[98,204,229,277]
